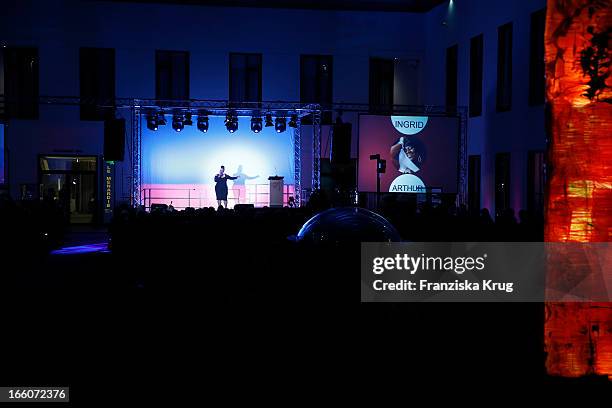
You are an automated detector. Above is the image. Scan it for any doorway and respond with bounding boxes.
[39,155,97,224]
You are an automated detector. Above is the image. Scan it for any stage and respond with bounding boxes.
[111,99,466,211]
[141,183,296,209]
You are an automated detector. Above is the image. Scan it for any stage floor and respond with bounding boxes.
[141,183,295,209]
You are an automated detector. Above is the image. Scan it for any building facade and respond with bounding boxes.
[0,0,546,220]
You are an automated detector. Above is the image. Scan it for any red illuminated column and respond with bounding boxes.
[544,0,612,378]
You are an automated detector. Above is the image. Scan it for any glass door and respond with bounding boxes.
[40,156,97,224]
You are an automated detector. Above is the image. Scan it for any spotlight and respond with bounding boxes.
[197,114,209,133]
[265,113,274,127]
[146,114,158,131]
[225,111,238,133]
[251,116,263,133]
[157,112,167,126]
[172,114,184,132]
[288,114,298,128]
[275,117,286,133]
[184,112,193,126]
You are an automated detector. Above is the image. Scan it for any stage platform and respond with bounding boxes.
[141,183,295,209]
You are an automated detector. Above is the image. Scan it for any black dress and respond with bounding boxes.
[214,174,237,200]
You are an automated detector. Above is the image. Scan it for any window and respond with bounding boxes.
[369,58,394,111]
[156,50,190,101]
[529,9,546,106]
[301,55,333,123]
[229,53,262,103]
[527,151,545,214]
[446,44,458,109]
[2,47,39,119]
[0,50,3,116]
[495,153,511,216]
[300,55,333,105]
[469,35,483,117]
[468,155,481,211]
[496,22,513,112]
[0,124,5,186]
[80,47,115,120]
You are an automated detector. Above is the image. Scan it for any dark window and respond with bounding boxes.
[496,22,513,112]
[80,48,115,121]
[469,35,483,117]
[529,9,546,106]
[229,53,262,103]
[527,150,545,214]
[446,44,458,109]
[156,50,190,101]
[2,47,39,119]
[0,124,5,186]
[369,58,394,111]
[300,55,333,105]
[301,55,333,124]
[495,152,511,216]
[0,50,3,116]
[468,155,481,211]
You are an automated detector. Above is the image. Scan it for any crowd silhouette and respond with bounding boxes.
[101,190,544,291]
[1,190,544,259]
[0,190,550,385]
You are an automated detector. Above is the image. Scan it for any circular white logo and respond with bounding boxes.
[389,174,426,193]
[390,116,428,135]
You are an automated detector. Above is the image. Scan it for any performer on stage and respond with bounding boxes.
[214,165,239,208]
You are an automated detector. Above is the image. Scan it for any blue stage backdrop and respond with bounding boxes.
[142,115,295,208]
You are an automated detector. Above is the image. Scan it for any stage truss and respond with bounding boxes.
[0,96,467,207]
[120,99,465,208]
[127,99,323,208]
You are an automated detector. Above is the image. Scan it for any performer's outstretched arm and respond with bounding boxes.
[390,137,403,156]
[390,137,404,171]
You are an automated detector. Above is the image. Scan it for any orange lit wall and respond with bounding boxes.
[544,0,612,378]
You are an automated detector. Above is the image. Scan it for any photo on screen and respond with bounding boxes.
[358,115,460,194]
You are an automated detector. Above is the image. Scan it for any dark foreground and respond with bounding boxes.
[1,203,610,402]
